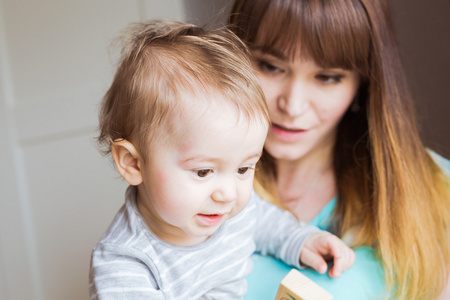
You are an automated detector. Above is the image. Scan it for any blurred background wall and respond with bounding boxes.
[0,0,447,299]
[389,0,450,158]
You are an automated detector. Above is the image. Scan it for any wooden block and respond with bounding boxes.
[275,269,332,300]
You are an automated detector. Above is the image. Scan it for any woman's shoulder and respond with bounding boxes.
[428,149,450,177]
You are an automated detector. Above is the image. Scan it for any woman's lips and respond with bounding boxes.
[270,123,309,142]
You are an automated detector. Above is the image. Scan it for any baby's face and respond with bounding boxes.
[136,101,268,246]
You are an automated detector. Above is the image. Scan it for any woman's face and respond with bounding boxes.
[251,48,360,162]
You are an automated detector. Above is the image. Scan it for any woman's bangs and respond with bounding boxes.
[257,0,371,76]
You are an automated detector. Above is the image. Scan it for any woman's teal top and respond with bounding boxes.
[245,150,450,299]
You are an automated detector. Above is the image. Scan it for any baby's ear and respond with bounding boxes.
[111,140,143,186]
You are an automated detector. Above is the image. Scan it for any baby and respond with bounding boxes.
[89,20,354,299]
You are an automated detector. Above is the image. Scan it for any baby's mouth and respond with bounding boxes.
[197,213,224,226]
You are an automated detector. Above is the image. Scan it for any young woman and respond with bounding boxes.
[228,0,450,299]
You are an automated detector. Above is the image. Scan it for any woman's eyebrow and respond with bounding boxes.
[252,46,289,62]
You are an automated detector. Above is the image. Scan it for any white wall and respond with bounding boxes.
[0,0,230,299]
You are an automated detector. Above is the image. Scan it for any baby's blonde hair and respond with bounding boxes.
[98,20,269,160]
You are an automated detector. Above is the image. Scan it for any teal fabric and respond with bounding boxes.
[244,198,385,300]
[245,196,387,300]
[245,206,387,300]
[429,149,450,178]
[245,150,449,299]
[309,197,336,230]
[246,248,387,300]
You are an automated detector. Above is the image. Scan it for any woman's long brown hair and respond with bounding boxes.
[229,0,450,299]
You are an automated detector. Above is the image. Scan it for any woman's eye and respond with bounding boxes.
[257,60,282,74]
[194,169,212,178]
[237,167,250,175]
[316,74,343,83]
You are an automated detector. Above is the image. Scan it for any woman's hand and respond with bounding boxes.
[300,233,355,278]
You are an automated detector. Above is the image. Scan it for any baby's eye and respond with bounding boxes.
[237,167,250,175]
[194,169,213,178]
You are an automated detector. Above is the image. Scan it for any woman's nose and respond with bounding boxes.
[277,78,310,117]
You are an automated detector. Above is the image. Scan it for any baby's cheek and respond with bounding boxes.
[237,188,253,211]
[156,192,190,224]
[154,169,169,183]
